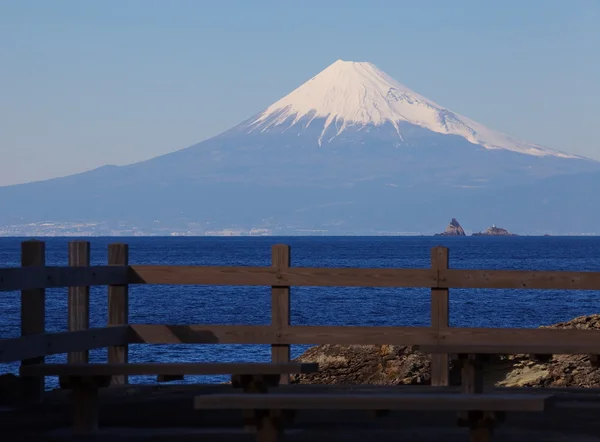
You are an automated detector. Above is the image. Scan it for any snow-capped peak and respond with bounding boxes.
[245,59,579,159]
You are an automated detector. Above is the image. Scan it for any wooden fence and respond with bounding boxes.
[1,239,600,399]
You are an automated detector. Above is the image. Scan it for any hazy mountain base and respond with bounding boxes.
[1,166,600,235]
[292,315,600,388]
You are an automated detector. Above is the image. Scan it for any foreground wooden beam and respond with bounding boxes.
[0,266,129,292]
[128,265,600,290]
[430,246,449,387]
[128,266,437,288]
[441,269,600,291]
[108,243,129,385]
[0,326,130,363]
[3,262,600,291]
[68,241,91,364]
[271,244,291,384]
[20,240,46,401]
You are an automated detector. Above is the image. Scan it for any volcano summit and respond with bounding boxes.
[1,60,599,235]
[245,59,578,158]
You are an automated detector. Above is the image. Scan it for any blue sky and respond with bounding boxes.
[1,0,598,186]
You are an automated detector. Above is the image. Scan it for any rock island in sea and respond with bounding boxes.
[472,224,518,236]
[434,218,466,236]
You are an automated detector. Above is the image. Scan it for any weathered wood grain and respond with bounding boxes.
[441,269,600,290]
[68,241,91,364]
[431,246,449,387]
[0,266,129,292]
[20,240,46,401]
[128,265,600,290]
[420,327,600,354]
[271,244,291,384]
[128,324,438,345]
[0,326,130,363]
[108,243,129,385]
[20,362,319,377]
[3,262,600,291]
[128,266,437,287]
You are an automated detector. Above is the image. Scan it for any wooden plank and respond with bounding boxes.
[128,324,276,344]
[431,246,449,387]
[420,327,600,354]
[129,324,438,345]
[271,244,291,384]
[193,393,553,412]
[20,362,319,377]
[20,240,46,401]
[457,354,485,428]
[68,241,91,364]
[441,269,600,290]
[128,266,437,288]
[0,326,130,363]
[461,355,483,394]
[72,382,99,434]
[107,243,129,385]
[128,265,600,290]
[0,266,129,292]
[5,264,600,291]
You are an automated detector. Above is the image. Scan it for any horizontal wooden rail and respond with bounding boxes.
[128,266,437,287]
[3,265,600,292]
[128,324,600,352]
[435,327,600,354]
[0,326,130,363]
[6,323,600,363]
[0,266,129,292]
[128,324,438,345]
[442,269,600,291]
[129,266,600,290]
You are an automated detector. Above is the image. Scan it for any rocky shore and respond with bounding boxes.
[292,315,600,388]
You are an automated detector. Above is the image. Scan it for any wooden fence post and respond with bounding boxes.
[271,244,291,384]
[68,241,90,364]
[108,243,129,385]
[431,246,449,386]
[20,240,46,401]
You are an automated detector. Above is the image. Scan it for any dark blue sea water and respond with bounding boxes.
[1,236,599,388]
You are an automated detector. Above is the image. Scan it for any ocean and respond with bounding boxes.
[1,236,599,388]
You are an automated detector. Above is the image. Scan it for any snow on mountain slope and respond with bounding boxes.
[245,59,579,159]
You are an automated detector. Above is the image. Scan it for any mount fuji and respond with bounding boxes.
[1,59,599,234]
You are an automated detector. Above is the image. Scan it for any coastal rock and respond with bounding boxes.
[292,315,600,388]
[472,224,517,236]
[292,344,442,385]
[434,218,466,236]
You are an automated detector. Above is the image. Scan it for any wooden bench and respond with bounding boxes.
[19,362,319,434]
[194,392,555,442]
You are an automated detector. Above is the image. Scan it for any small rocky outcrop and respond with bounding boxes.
[472,225,517,236]
[292,315,600,388]
[434,218,466,236]
[292,344,440,385]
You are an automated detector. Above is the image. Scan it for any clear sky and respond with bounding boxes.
[1,0,598,186]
